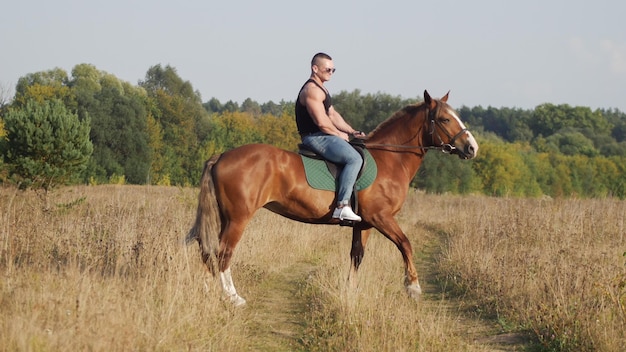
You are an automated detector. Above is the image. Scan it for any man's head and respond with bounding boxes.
[311,52,336,81]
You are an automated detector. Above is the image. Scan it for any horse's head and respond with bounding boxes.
[424,90,478,159]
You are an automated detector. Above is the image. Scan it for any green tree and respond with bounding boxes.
[528,152,558,196]
[140,64,209,185]
[14,68,76,110]
[241,98,261,117]
[414,150,480,194]
[222,100,239,112]
[551,156,575,197]
[145,112,166,184]
[590,156,621,198]
[68,64,151,184]
[333,90,416,132]
[150,90,200,185]
[531,103,612,138]
[141,64,200,101]
[603,108,626,142]
[458,105,486,130]
[3,99,92,191]
[544,128,599,157]
[260,100,283,116]
[482,106,533,142]
[471,135,537,197]
[207,111,262,152]
[257,112,299,151]
[203,97,223,114]
[607,156,626,198]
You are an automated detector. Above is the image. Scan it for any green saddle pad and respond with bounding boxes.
[300,149,377,191]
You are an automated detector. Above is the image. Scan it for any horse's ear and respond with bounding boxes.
[424,90,435,109]
[424,89,437,109]
[441,90,450,103]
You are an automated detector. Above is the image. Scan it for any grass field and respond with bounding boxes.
[1,185,624,351]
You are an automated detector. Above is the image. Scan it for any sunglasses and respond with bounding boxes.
[323,67,336,74]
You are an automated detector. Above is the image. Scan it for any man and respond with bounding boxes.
[295,52,366,222]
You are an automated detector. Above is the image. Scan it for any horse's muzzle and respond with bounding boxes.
[454,142,478,159]
[443,143,476,159]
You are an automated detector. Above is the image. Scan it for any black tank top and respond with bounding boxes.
[295,79,331,136]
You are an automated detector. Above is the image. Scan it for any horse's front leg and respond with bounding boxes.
[348,227,370,288]
[398,236,422,299]
[373,218,422,300]
[404,258,422,299]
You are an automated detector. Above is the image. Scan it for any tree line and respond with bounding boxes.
[0,63,625,198]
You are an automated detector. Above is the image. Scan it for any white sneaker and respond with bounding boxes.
[332,206,362,222]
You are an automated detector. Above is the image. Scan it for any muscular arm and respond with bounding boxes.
[328,106,356,136]
[300,83,356,140]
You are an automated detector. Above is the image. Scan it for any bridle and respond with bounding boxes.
[364,103,468,155]
[429,106,469,154]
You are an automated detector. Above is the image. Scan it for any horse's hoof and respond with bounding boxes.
[231,295,247,307]
[223,294,247,307]
[406,284,422,299]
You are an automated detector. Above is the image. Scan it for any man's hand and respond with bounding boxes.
[352,131,367,139]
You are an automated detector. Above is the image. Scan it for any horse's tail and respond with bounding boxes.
[185,154,222,275]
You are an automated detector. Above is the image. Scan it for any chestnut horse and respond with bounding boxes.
[187,90,478,306]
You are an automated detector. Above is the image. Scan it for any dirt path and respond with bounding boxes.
[241,232,533,351]
[415,225,533,352]
[242,262,314,351]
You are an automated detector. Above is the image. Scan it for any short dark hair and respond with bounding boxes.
[311,52,332,66]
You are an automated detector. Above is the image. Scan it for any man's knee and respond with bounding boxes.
[352,154,364,167]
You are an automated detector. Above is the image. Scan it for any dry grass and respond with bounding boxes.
[0,185,236,351]
[1,185,624,351]
[430,195,626,351]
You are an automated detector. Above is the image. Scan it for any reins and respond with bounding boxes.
[363,104,467,155]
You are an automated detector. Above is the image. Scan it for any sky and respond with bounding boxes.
[1,0,625,113]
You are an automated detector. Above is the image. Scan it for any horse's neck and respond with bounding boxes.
[368,111,429,182]
[369,110,428,147]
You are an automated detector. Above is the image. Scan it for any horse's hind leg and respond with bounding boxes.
[348,227,370,289]
[219,267,245,306]
[216,220,248,306]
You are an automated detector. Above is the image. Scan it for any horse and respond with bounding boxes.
[186,90,478,306]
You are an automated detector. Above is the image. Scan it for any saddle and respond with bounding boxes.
[297,139,368,180]
[298,139,372,226]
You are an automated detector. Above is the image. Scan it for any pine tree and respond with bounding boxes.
[3,99,93,191]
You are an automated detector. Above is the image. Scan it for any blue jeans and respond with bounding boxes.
[302,133,363,205]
